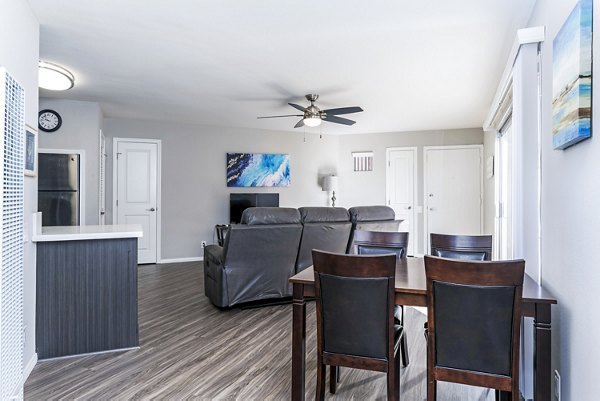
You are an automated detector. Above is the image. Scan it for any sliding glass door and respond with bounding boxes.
[495,118,513,260]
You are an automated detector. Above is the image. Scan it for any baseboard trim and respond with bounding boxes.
[20,352,38,388]
[39,346,139,362]
[159,256,204,264]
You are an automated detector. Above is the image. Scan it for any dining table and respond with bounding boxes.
[289,256,557,401]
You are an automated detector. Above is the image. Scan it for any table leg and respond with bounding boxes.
[292,283,306,401]
[533,303,552,401]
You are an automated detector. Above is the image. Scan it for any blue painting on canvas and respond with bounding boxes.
[227,153,290,187]
[552,0,593,150]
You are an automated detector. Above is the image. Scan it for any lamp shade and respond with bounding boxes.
[322,175,339,192]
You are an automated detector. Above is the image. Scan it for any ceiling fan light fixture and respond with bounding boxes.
[38,61,75,91]
[303,116,322,127]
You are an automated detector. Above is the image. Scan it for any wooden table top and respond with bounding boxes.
[290,257,557,304]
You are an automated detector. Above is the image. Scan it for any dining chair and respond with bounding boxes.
[424,255,525,401]
[430,233,492,261]
[312,250,402,401]
[352,230,410,258]
[350,230,410,367]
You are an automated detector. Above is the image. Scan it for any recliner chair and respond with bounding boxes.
[204,207,303,307]
[347,206,402,252]
[295,207,352,273]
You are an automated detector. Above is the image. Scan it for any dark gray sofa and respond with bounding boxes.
[204,205,399,308]
[295,207,352,273]
[204,207,303,307]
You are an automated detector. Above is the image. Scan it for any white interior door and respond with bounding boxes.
[424,145,483,252]
[114,139,160,264]
[387,148,417,255]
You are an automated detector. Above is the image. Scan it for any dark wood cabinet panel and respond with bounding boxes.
[36,238,138,359]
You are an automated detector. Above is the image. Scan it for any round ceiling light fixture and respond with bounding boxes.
[38,61,75,91]
[303,116,322,127]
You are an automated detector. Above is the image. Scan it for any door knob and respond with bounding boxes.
[429,207,434,211]
[429,193,434,197]
[407,206,412,210]
[147,208,156,212]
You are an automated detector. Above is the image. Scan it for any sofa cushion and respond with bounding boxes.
[241,207,301,225]
[299,207,350,223]
[349,206,395,223]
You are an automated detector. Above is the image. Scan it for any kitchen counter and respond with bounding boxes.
[33,213,142,359]
[32,224,143,242]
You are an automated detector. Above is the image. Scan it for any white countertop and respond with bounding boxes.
[32,224,144,242]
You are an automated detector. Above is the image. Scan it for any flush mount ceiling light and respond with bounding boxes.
[38,61,75,91]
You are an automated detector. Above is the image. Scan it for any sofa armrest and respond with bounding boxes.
[204,244,224,265]
[204,244,229,307]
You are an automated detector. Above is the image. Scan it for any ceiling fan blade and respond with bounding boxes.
[288,103,307,112]
[322,106,363,115]
[257,114,303,119]
[294,119,305,128]
[322,115,356,126]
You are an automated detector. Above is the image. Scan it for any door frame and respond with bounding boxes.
[112,137,162,263]
[385,146,418,254]
[98,129,106,225]
[423,144,484,253]
[39,148,86,225]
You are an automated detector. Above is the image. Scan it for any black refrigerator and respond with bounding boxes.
[38,153,81,226]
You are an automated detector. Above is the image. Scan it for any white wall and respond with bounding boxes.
[38,98,102,225]
[0,0,39,388]
[102,118,339,260]
[337,128,484,253]
[527,1,600,399]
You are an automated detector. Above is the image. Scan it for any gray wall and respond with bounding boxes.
[528,1,600,399]
[102,118,339,260]
[337,128,484,253]
[38,98,102,225]
[1,0,39,384]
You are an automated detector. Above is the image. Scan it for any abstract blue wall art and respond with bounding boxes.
[226,153,291,187]
[552,0,593,150]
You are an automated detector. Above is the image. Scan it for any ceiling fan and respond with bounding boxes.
[257,94,363,128]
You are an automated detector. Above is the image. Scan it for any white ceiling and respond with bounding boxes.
[29,0,534,134]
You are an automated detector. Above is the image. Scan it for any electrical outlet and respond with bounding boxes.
[554,370,561,401]
[201,241,207,248]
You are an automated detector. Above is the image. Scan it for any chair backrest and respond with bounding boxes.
[295,207,352,273]
[351,230,409,259]
[424,255,524,388]
[430,233,492,261]
[313,251,396,363]
[223,207,303,305]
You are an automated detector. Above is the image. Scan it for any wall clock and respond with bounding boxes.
[38,109,62,132]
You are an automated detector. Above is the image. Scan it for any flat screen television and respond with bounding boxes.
[229,193,279,223]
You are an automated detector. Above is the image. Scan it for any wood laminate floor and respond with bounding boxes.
[25,262,494,400]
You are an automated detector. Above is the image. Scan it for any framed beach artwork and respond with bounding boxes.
[226,153,290,187]
[24,126,38,176]
[552,0,593,150]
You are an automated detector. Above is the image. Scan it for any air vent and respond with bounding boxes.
[0,67,25,398]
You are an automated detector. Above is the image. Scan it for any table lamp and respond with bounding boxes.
[322,175,339,207]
